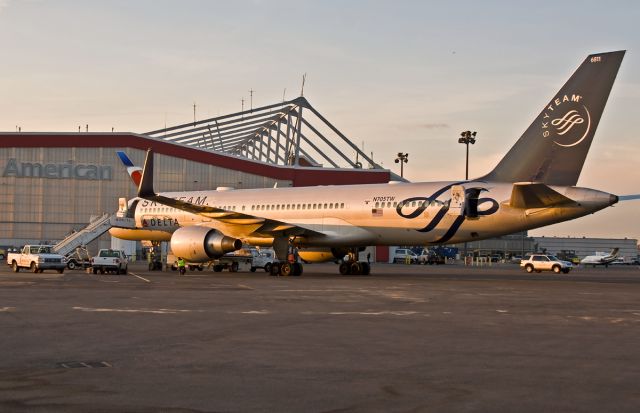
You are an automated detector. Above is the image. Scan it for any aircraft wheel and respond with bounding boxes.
[280,262,292,276]
[213,265,223,272]
[339,262,350,275]
[350,261,362,275]
[230,262,239,272]
[270,262,281,276]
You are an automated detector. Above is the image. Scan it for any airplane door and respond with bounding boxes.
[447,185,466,216]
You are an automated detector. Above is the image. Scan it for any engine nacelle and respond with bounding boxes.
[171,226,242,262]
[298,247,350,263]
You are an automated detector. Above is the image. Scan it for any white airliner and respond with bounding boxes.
[111,50,638,276]
[580,249,620,267]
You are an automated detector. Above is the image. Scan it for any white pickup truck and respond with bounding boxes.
[90,249,129,274]
[7,245,66,273]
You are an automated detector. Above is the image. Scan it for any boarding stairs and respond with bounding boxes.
[53,213,136,256]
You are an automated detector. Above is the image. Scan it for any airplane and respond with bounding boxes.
[112,50,639,276]
[580,248,620,267]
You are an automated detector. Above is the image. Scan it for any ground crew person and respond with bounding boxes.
[177,257,186,275]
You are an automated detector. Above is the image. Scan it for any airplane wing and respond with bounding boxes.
[137,149,327,238]
[509,183,578,209]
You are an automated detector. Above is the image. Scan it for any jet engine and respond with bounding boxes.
[297,247,350,263]
[170,226,242,262]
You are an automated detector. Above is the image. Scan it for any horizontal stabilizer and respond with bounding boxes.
[509,183,577,209]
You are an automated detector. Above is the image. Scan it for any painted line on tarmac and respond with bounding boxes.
[129,272,151,283]
[73,306,199,314]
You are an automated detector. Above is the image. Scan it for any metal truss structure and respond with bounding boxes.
[145,97,386,172]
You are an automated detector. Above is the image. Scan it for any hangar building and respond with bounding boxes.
[0,98,395,252]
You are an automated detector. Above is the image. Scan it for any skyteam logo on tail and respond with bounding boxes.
[541,93,591,148]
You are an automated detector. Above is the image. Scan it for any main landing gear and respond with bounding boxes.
[270,239,303,276]
[269,261,303,276]
[339,249,370,275]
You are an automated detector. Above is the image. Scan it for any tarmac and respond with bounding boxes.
[1,262,640,412]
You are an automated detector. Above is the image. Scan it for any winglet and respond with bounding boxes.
[138,149,156,198]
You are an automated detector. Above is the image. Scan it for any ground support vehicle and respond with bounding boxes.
[211,251,253,272]
[520,254,572,274]
[65,246,92,270]
[7,245,65,273]
[168,250,252,273]
[418,249,446,265]
[250,249,276,273]
[90,249,129,274]
[392,248,418,264]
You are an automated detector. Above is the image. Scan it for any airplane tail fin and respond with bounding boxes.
[138,149,156,198]
[482,51,625,186]
[116,151,143,187]
[611,248,619,257]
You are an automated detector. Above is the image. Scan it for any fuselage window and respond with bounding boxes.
[323,203,327,209]
[313,204,317,209]
[341,203,345,208]
[387,202,391,208]
[329,203,333,209]
[302,204,306,210]
[393,202,397,207]
[375,202,380,208]
[412,201,416,207]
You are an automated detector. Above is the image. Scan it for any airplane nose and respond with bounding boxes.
[610,194,619,205]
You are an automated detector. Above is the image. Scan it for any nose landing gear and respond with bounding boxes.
[338,249,370,275]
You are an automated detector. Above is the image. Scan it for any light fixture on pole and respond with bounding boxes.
[394,152,408,178]
[458,131,477,180]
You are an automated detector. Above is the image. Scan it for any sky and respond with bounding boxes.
[0,0,638,242]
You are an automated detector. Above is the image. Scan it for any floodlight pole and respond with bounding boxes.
[458,131,477,264]
[458,130,476,180]
[394,152,408,178]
